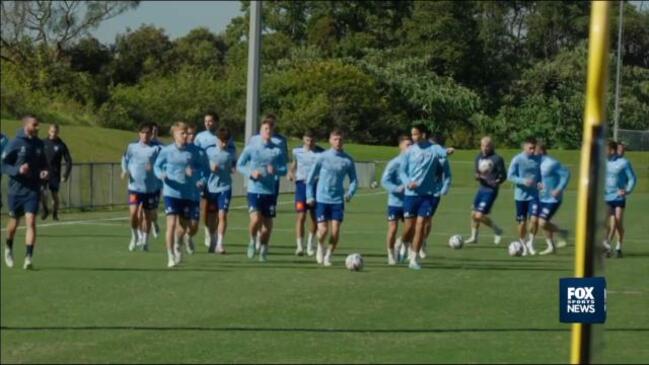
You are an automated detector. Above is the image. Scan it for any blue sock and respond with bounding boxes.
[26,245,34,257]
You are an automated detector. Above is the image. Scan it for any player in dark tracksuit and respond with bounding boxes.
[41,124,72,221]
[0,132,9,209]
[1,115,49,270]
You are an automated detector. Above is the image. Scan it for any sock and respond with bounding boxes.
[469,227,478,240]
[493,224,502,234]
[296,237,303,249]
[167,248,174,259]
[204,226,210,236]
[6,239,13,250]
[324,246,332,260]
[250,235,256,246]
[26,244,34,258]
[260,244,268,256]
[131,228,138,240]
[307,233,315,247]
[603,240,611,250]
[528,233,535,243]
[546,238,554,249]
[615,241,621,251]
[142,233,148,245]
[217,234,223,247]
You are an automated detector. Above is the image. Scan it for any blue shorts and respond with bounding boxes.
[515,199,539,223]
[387,206,404,222]
[606,199,626,215]
[403,195,440,218]
[538,201,562,220]
[295,181,316,212]
[128,190,160,211]
[206,190,232,213]
[248,193,276,218]
[46,178,61,193]
[164,197,199,221]
[473,189,498,215]
[273,180,281,205]
[8,192,40,218]
[316,202,345,223]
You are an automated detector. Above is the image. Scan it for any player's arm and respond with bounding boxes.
[153,149,167,181]
[495,157,507,186]
[62,143,72,181]
[440,157,452,195]
[556,163,571,193]
[274,150,288,177]
[120,146,130,179]
[194,150,210,187]
[305,156,322,203]
[345,158,358,201]
[236,147,253,178]
[0,141,20,176]
[507,157,524,185]
[381,160,401,193]
[623,161,637,195]
[398,153,411,187]
[37,141,50,179]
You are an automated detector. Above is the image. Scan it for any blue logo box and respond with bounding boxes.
[559,277,606,324]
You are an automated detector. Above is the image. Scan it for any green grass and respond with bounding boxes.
[2,188,648,363]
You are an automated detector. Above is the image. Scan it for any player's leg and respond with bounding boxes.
[515,200,529,255]
[165,214,179,267]
[247,211,262,259]
[323,219,342,267]
[23,212,37,269]
[400,196,417,262]
[128,200,140,251]
[51,190,60,221]
[419,218,431,259]
[216,209,228,254]
[409,216,428,270]
[316,220,329,264]
[295,211,306,256]
[614,206,625,257]
[306,208,317,256]
[4,213,20,268]
[386,219,399,265]
[206,209,217,253]
[526,200,539,255]
[466,210,482,244]
[140,208,153,251]
[258,216,273,262]
[151,190,161,239]
[40,186,50,220]
[201,195,210,248]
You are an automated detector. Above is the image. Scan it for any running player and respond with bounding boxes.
[381,134,411,265]
[154,121,209,268]
[603,140,636,258]
[398,124,442,270]
[194,112,237,249]
[2,115,49,269]
[535,141,570,255]
[507,137,542,256]
[121,123,162,251]
[204,127,236,254]
[237,117,287,262]
[287,130,324,256]
[148,122,163,239]
[179,122,202,254]
[465,136,506,245]
[0,132,8,210]
[305,129,358,267]
[41,124,72,221]
[247,114,288,252]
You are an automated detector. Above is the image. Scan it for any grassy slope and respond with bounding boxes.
[1,189,648,363]
[2,119,647,192]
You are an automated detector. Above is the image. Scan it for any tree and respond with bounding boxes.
[1,1,139,64]
[109,25,173,85]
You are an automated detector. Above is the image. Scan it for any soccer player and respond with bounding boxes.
[247,113,289,252]
[603,140,636,258]
[1,115,49,269]
[399,124,442,270]
[288,130,324,256]
[535,141,570,255]
[237,117,287,262]
[179,122,202,254]
[41,124,72,221]
[204,127,236,254]
[148,122,164,239]
[381,134,412,265]
[507,137,542,256]
[121,123,162,251]
[0,132,9,210]
[194,112,237,249]
[305,129,358,267]
[419,132,452,259]
[465,136,506,245]
[154,121,209,268]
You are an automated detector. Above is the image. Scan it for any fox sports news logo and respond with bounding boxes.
[559,277,606,324]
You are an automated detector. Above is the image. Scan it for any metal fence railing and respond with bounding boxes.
[1,161,377,213]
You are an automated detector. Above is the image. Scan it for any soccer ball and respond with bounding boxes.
[370,181,379,189]
[345,253,364,271]
[478,159,494,174]
[508,241,523,257]
[448,234,464,249]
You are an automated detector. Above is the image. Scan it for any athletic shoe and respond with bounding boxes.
[539,245,555,256]
[295,247,304,256]
[128,237,137,252]
[259,246,268,262]
[387,250,396,265]
[4,248,14,268]
[52,212,59,221]
[556,229,569,248]
[173,244,182,264]
[204,227,211,248]
[419,241,428,259]
[616,249,623,258]
[316,243,324,264]
[408,261,421,270]
[526,240,536,256]
[40,207,49,221]
[306,241,315,256]
[323,256,332,267]
[398,242,407,263]
[142,243,149,252]
[167,256,176,268]
[246,242,256,259]
[216,244,226,255]
[465,237,478,244]
[185,235,195,255]
[152,223,160,239]
[494,227,503,245]
[23,256,33,270]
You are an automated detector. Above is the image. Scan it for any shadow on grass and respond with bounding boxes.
[1,325,646,333]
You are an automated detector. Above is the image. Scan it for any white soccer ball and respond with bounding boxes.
[370,181,379,189]
[345,253,364,271]
[508,241,523,257]
[448,234,464,249]
[478,159,494,174]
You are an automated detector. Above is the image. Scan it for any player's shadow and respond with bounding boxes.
[2,325,647,334]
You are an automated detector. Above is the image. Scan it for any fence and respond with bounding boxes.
[0,161,377,213]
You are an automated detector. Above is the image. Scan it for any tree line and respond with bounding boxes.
[1,1,648,148]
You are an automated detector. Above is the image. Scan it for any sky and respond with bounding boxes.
[91,1,243,44]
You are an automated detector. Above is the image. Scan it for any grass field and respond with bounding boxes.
[2,186,648,363]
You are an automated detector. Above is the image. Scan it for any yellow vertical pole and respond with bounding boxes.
[570,2,611,364]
